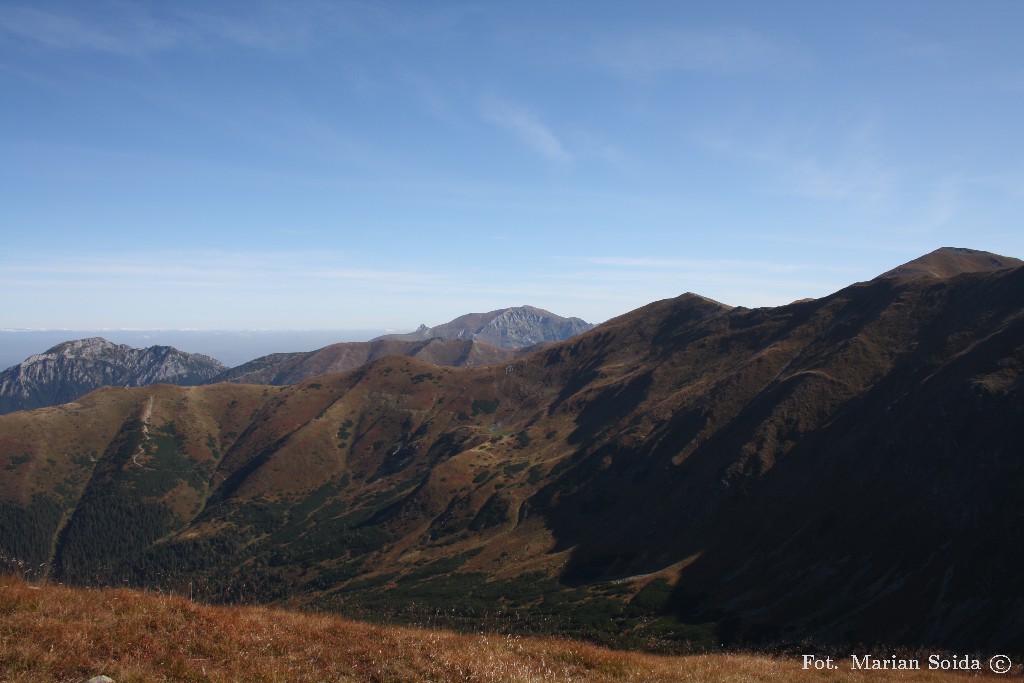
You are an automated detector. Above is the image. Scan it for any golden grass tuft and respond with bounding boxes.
[0,576,1004,682]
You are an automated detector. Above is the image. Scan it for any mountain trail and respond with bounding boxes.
[130,395,154,467]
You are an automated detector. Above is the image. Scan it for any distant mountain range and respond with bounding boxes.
[0,338,225,414]
[0,248,1021,654]
[213,305,589,385]
[0,306,593,413]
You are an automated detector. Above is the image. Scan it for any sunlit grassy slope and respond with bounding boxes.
[0,576,999,682]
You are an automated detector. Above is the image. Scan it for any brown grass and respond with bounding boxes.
[0,576,1005,682]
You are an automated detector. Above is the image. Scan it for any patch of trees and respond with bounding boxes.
[53,490,173,585]
[0,494,63,577]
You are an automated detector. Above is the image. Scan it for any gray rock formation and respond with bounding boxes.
[0,337,225,414]
[374,305,594,349]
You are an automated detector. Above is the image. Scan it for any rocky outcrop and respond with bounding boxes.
[0,337,225,413]
[375,305,594,349]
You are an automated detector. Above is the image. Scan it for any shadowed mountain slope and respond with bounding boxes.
[537,267,1024,651]
[0,338,225,414]
[0,252,1021,654]
[375,305,595,349]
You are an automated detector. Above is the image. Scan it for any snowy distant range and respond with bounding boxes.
[0,330,393,371]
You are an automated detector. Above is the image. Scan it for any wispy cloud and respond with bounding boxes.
[868,28,951,65]
[0,6,178,54]
[0,3,338,55]
[592,27,806,76]
[399,71,455,122]
[0,250,455,328]
[984,70,1024,93]
[0,3,479,57]
[575,256,860,275]
[1,250,443,291]
[545,256,860,308]
[699,120,901,206]
[481,96,572,163]
[0,248,858,328]
[781,154,900,204]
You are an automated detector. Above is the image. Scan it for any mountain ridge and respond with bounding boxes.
[0,305,597,411]
[212,337,529,385]
[0,337,226,414]
[0,249,1021,653]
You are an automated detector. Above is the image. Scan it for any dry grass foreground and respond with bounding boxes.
[0,576,1003,682]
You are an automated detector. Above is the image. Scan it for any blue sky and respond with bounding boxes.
[2,1,1022,330]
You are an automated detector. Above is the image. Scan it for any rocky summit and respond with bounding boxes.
[0,338,225,414]
[375,305,595,349]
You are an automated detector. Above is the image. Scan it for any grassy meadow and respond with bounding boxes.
[0,575,1008,682]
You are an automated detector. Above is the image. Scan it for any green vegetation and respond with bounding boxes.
[426,429,475,461]
[0,494,63,577]
[337,420,353,448]
[324,571,715,653]
[44,417,178,585]
[404,548,483,581]
[54,492,174,585]
[503,461,529,475]
[4,454,32,471]
[629,578,673,613]
[132,423,208,497]
[468,494,511,531]
[470,398,500,416]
